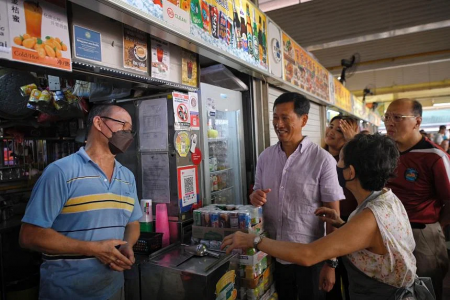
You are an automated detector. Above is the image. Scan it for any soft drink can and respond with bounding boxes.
[201,211,210,227]
[193,210,202,226]
[210,212,220,228]
[230,212,239,228]
[238,212,251,229]
[219,211,230,228]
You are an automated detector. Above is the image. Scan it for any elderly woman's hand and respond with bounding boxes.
[315,207,345,228]
[340,120,358,141]
[221,232,256,254]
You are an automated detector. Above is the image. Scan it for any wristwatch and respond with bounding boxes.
[326,259,338,268]
[253,235,264,250]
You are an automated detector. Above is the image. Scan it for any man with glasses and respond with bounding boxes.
[19,105,142,300]
[384,98,450,300]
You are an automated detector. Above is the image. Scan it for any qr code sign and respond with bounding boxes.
[184,176,194,194]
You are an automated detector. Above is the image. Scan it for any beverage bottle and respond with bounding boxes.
[246,4,253,56]
[252,8,259,62]
[233,1,241,49]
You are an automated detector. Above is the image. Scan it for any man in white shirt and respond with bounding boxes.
[434,125,447,144]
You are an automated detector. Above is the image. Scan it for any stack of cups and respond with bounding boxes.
[155,203,170,247]
[139,199,153,232]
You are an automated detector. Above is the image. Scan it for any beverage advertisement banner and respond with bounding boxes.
[162,0,190,34]
[334,78,352,113]
[151,38,170,80]
[282,32,330,103]
[123,24,148,72]
[181,49,198,87]
[173,91,190,130]
[6,0,71,71]
[267,20,281,78]
[0,0,10,59]
[116,0,268,72]
[189,91,200,130]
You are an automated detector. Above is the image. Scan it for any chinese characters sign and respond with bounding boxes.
[6,0,71,70]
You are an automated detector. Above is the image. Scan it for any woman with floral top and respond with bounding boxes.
[222,134,433,299]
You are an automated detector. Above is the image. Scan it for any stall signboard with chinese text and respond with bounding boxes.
[173,91,190,130]
[115,0,268,73]
[334,78,352,113]
[282,32,330,103]
[177,165,199,210]
[181,49,197,87]
[151,38,170,80]
[352,95,368,120]
[6,0,71,70]
[74,25,101,62]
[123,24,148,72]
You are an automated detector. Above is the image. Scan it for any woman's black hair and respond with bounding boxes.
[343,133,399,191]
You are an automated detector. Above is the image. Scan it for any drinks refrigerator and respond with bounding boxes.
[200,83,247,205]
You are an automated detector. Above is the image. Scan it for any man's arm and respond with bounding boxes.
[19,223,132,268]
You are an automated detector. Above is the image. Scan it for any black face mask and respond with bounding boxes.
[336,166,355,188]
[100,122,134,155]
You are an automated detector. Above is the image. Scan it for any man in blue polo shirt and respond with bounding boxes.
[19,105,142,300]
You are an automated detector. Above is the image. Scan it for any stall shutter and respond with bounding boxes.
[267,87,323,146]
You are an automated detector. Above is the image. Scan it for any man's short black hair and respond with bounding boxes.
[411,100,422,117]
[439,125,446,131]
[343,133,399,191]
[86,105,114,137]
[273,92,310,117]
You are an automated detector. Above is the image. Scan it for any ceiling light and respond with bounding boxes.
[259,0,300,12]
[433,103,450,107]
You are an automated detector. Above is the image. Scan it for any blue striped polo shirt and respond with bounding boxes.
[22,147,142,300]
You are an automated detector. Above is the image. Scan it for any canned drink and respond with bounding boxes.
[193,210,202,226]
[238,212,251,229]
[38,90,52,103]
[209,240,222,250]
[219,211,230,228]
[201,211,210,227]
[230,212,239,229]
[210,212,220,228]
[20,83,37,97]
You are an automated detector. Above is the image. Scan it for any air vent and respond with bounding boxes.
[200,64,248,91]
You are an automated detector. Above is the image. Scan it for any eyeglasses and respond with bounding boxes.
[100,116,135,135]
[381,114,417,123]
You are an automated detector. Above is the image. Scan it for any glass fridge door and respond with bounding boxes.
[200,83,246,205]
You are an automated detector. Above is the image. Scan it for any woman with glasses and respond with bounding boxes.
[323,115,360,300]
[222,134,434,299]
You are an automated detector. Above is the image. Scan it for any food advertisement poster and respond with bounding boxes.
[123,25,148,72]
[6,0,71,70]
[189,91,200,130]
[282,32,329,103]
[177,165,199,209]
[172,91,190,130]
[334,78,352,113]
[181,49,197,87]
[151,38,170,80]
[116,0,268,72]
[352,95,367,120]
[174,131,190,157]
[0,0,10,59]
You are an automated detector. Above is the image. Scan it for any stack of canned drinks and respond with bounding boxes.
[193,204,262,229]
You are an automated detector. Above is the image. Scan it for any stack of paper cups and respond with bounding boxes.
[139,199,153,232]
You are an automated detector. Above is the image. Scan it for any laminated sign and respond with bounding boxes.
[172,91,190,130]
[6,0,72,71]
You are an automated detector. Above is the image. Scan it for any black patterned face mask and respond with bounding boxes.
[100,120,134,155]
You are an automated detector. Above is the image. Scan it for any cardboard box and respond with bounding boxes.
[192,222,264,240]
[239,251,268,266]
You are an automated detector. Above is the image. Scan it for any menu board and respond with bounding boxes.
[282,32,330,103]
[334,78,352,113]
[117,0,268,72]
[123,25,148,72]
[5,0,71,71]
[151,38,170,80]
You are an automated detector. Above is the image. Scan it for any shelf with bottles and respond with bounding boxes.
[211,186,233,204]
[210,168,232,175]
[211,186,234,195]
[208,137,229,142]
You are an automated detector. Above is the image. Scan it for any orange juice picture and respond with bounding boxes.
[24,1,43,38]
